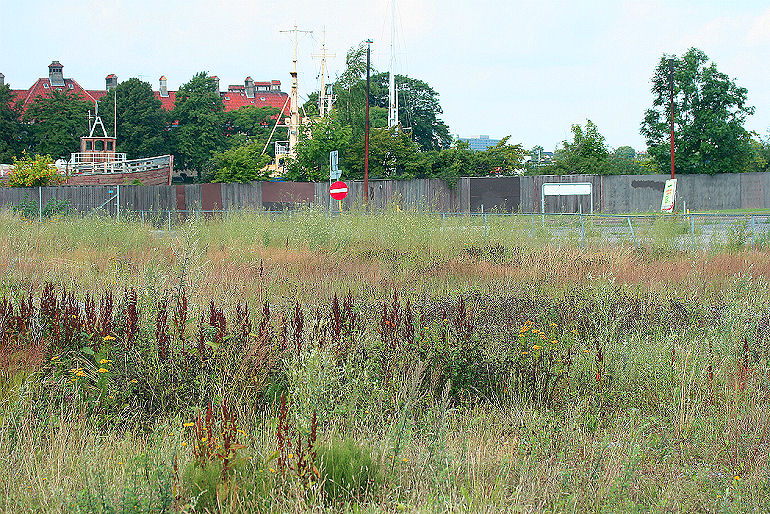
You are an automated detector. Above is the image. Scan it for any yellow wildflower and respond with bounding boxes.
[103,335,115,341]
[532,345,542,351]
[237,429,246,435]
[521,351,528,356]
[108,395,114,399]
[99,359,113,364]
[183,422,194,427]
[130,379,138,384]
[402,457,407,462]
[269,468,276,473]
[97,368,109,373]
[288,453,294,459]
[735,475,741,481]
[181,442,187,447]
[201,437,208,442]
[51,355,60,361]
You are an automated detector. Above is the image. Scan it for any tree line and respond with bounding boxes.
[1,45,768,182]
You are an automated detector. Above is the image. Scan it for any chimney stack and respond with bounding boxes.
[0,73,4,86]
[48,61,64,87]
[105,74,118,91]
[211,76,220,93]
[159,76,168,97]
[245,76,255,98]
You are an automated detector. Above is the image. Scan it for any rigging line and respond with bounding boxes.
[262,94,291,155]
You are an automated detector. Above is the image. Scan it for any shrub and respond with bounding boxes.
[8,153,62,187]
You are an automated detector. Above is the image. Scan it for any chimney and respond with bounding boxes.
[48,61,64,87]
[105,74,118,91]
[0,73,4,86]
[159,76,168,97]
[245,76,254,98]
[211,76,220,93]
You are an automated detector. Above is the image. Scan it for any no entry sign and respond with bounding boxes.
[329,180,348,200]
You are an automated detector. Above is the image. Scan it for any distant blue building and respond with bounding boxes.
[457,135,500,151]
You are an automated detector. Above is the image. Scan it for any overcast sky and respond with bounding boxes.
[2,0,768,152]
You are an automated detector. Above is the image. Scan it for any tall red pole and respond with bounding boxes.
[669,58,675,180]
[364,39,372,206]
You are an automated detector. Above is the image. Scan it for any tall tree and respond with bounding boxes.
[544,120,613,175]
[641,48,755,175]
[24,89,91,159]
[171,72,226,175]
[370,72,451,151]
[97,78,169,159]
[0,84,28,162]
[332,42,371,138]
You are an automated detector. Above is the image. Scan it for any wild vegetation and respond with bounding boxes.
[0,210,769,512]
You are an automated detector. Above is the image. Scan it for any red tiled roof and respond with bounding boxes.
[153,90,177,111]
[11,78,107,114]
[221,90,290,114]
[10,75,288,115]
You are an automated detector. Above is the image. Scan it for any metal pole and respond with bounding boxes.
[669,58,675,180]
[627,216,637,246]
[116,184,120,221]
[364,39,372,207]
[168,210,171,231]
[38,186,42,221]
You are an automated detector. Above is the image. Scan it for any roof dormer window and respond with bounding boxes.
[44,83,49,88]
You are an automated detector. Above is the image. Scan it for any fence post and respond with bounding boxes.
[751,215,756,248]
[579,204,585,245]
[116,184,120,222]
[38,186,42,222]
[168,210,172,231]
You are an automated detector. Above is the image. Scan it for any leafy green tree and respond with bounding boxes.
[0,84,28,162]
[345,126,423,180]
[97,78,169,159]
[9,153,62,186]
[614,146,636,160]
[332,42,371,137]
[369,72,451,151]
[541,120,614,175]
[475,136,526,174]
[224,106,279,154]
[746,131,770,173]
[211,141,272,183]
[285,114,352,182]
[24,89,91,159]
[641,48,755,174]
[171,72,226,176]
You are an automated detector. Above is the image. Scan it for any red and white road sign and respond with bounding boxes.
[330,180,348,200]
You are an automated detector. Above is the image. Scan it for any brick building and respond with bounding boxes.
[4,61,290,115]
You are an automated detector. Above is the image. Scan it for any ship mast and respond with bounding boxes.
[280,24,312,156]
[387,0,399,129]
[313,29,336,117]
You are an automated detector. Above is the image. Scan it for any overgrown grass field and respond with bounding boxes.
[1,209,769,512]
